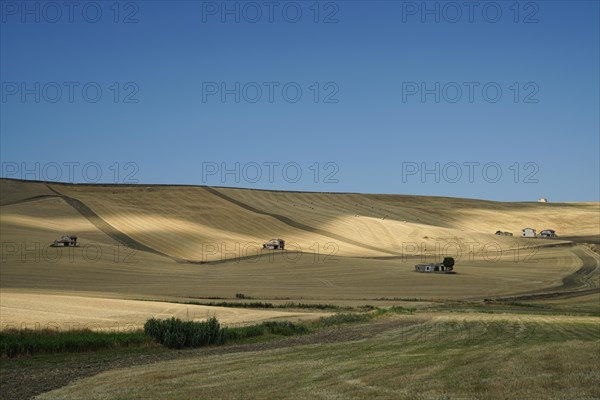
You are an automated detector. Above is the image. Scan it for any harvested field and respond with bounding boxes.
[1,179,597,302]
[0,292,328,331]
[0,179,599,400]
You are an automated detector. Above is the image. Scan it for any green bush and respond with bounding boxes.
[143,317,224,349]
[223,321,308,342]
[443,257,455,270]
[143,317,309,348]
[143,318,162,342]
[316,313,371,327]
[175,300,343,311]
[388,306,413,314]
[280,302,343,310]
[261,321,309,336]
[202,301,275,309]
[2,308,412,357]
[0,329,150,358]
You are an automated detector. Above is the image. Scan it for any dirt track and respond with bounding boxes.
[489,246,600,302]
[0,317,423,400]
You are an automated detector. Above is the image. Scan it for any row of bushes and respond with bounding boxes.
[0,329,150,358]
[1,318,308,356]
[224,320,308,342]
[143,317,309,349]
[3,306,412,356]
[144,317,224,348]
[185,300,344,310]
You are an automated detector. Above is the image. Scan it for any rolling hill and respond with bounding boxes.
[1,178,598,328]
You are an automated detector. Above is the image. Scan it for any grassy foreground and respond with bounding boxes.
[0,307,409,357]
[36,313,600,400]
[0,329,152,358]
[0,319,309,358]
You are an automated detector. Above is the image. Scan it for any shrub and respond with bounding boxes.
[200,301,274,308]
[388,306,413,314]
[143,318,163,342]
[443,257,455,270]
[143,317,224,349]
[0,329,150,358]
[316,313,371,327]
[144,317,307,348]
[223,321,308,342]
[174,300,343,311]
[262,321,309,336]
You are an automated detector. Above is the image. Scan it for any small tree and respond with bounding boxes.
[443,257,455,271]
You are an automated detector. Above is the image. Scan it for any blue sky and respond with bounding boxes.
[1,0,599,201]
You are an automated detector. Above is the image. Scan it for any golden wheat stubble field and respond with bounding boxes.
[1,178,599,330]
[0,292,329,331]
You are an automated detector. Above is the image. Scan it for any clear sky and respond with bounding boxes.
[1,0,598,202]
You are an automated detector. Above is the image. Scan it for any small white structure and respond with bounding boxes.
[521,228,536,238]
[539,229,557,238]
[538,198,548,203]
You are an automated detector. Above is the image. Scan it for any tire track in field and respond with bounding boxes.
[202,186,400,256]
[1,316,425,400]
[43,185,307,265]
[27,186,338,265]
[0,194,62,207]
[488,246,600,302]
[45,184,181,262]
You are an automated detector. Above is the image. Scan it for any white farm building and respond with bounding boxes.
[521,228,536,238]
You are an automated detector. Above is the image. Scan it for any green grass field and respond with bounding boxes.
[35,309,600,400]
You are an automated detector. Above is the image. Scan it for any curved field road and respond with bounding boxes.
[490,246,600,302]
[568,246,600,290]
